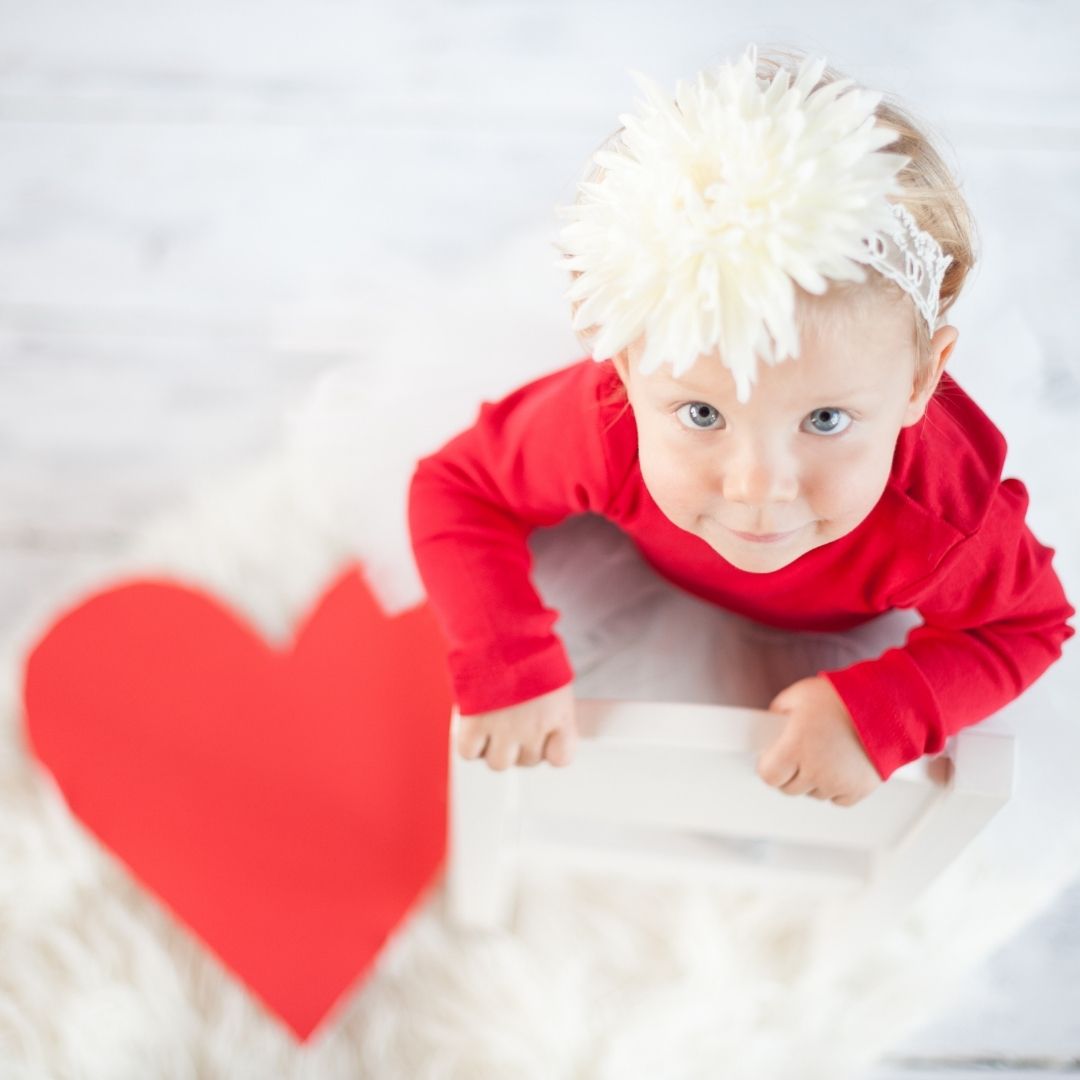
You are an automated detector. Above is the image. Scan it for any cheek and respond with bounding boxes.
[811,437,895,516]
[637,434,705,515]
[639,452,690,507]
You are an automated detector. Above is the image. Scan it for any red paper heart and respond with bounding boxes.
[22,564,452,1040]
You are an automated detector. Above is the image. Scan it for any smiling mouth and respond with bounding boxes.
[727,525,802,544]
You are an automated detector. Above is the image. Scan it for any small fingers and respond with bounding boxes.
[456,716,519,771]
[758,756,807,796]
[804,790,868,805]
[455,707,577,771]
[756,752,797,790]
[455,718,489,761]
[484,736,521,771]
[758,751,861,804]
[795,783,852,802]
[543,727,577,768]
[779,768,818,797]
[516,742,545,767]
[831,792,862,807]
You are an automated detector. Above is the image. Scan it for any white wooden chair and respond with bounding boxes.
[443,698,1014,961]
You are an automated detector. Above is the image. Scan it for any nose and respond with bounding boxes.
[719,435,800,508]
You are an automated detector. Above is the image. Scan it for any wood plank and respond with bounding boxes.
[868,1068,1080,1079]
[0,328,346,539]
[0,0,1077,131]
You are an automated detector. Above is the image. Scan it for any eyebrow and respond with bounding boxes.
[651,377,880,401]
[649,375,722,397]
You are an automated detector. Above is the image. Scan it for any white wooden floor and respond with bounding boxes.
[2,1,1078,1073]
[868,1072,1080,1080]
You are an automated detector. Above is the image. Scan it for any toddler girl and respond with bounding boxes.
[407,44,1075,806]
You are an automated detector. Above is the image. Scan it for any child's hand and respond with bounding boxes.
[755,676,882,807]
[455,683,578,771]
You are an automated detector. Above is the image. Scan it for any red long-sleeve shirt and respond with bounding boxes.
[407,357,1075,781]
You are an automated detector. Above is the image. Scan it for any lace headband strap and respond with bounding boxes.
[860,202,952,334]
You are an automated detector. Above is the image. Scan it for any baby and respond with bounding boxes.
[407,45,1075,807]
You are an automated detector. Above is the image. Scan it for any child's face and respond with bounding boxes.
[612,294,957,574]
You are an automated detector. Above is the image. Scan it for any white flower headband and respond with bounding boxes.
[555,44,954,401]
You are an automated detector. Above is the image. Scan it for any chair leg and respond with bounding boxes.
[444,715,520,930]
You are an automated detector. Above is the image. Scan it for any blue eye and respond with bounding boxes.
[675,402,722,430]
[805,408,852,436]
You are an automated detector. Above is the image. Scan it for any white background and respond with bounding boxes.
[1,1,1078,1072]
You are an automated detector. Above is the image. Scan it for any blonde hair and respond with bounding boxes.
[560,45,980,400]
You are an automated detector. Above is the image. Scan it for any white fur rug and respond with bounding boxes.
[2,232,1078,1079]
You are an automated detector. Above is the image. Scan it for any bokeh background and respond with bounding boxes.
[2,1,1077,1072]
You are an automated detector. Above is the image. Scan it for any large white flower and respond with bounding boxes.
[555,44,911,401]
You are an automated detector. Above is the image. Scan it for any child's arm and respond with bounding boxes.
[814,476,1075,782]
[407,359,619,720]
[757,476,1074,803]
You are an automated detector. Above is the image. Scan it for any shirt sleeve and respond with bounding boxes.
[407,361,619,715]
[818,477,1076,781]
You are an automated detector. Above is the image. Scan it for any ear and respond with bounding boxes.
[902,326,959,427]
